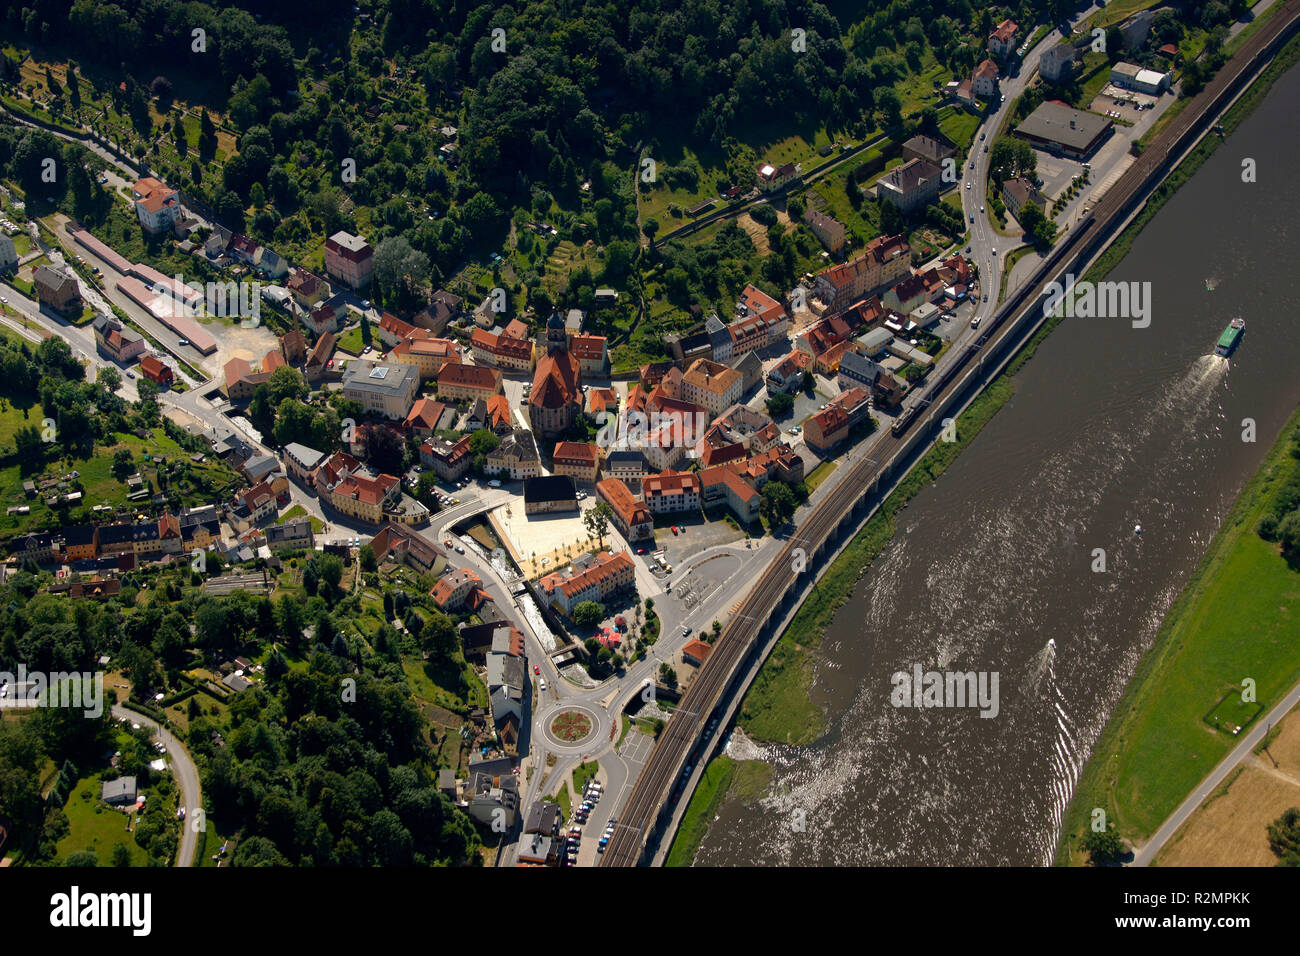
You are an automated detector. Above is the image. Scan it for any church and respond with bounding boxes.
[528,311,584,438]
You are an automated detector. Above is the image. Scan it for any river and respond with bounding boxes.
[695,62,1300,866]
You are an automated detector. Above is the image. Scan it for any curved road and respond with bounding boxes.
[111,704,202,867]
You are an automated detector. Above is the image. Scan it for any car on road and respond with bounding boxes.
[177,338,189,347]
[991,248,997,256]
[965,182,970,190]
[965,246,972,254]
[680,624,691,636]
[534,665,540,675]
[489,479,501,488]
[971,317,982,329]
[635,547,647,555]
[983,144,988,153]
[0,295,7,303]
[670,526,678,535]
[969,214,975,223]
[454,543,464,554]
[539,677,547,692]
[983,293,989,302]
[979,206,985,213]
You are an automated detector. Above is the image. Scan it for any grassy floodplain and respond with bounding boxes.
[1056,411,1300,863]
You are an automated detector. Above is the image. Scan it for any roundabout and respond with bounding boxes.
[538,702,605,751]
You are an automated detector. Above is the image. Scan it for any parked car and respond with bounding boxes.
[670,526,678,535]
[539,677,547,692]
[489,479,502,488]
[177,338,189,347]
[971,317,982,329]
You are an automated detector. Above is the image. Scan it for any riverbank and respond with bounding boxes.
[730,24,1300,764]
[1055,408,1300,865]
[736,375,1016,745]
[671,26,1300,863]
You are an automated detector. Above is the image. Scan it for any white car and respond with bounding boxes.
[539,678,547,692]
[965,182,971,190]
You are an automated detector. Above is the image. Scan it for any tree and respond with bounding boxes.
[110,843,132,867]
[112,448,135,480]
[658,662,678,688]
[1081,827,1124,866]
[1267,806,1300,866]
[1279,510,1300,558]
[359,545,377,573]
[98,366,122,394]
[65,849,98,867]
[420,612,458,660]
[583,501,612,547]
[765,391,794,418]
[761,481,798,526]
[571,601,605,628]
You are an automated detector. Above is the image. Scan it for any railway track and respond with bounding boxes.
[601,0,1300,867]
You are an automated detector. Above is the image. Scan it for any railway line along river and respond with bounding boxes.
[693,60,1300,866]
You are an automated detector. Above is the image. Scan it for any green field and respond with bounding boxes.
[804,460,838,494]
[55,772,150,866]
[0,425,241,542]
[1058,410,1300,861]
[572,759,599,794]
[334,325,367,356]
[665,755,736,867]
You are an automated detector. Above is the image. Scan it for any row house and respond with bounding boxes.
[766,349,813,394]
[839,352,906,409]
[436,363,503,403]
[804,387,873,453]
[180,505,221,551]
[265,518,314,553]
[682,359,743,418]
[596,478,654,544]
[642,469,701,515]
[388,336,462,381]
[92,315,146,364]
[603,450,649,491]
[551,442,600,485]
[404,397,449,438]
[812,235,911,314]
[470,328,534,371]
[486,429,541,480]
[700,465,761,525]
[539,550,636,616]
[420,435,472,482]
[431,568,484,612]
[729,443,805,489]
[283,442,326,485]
[569,334,609,376]
[731,285,790,355]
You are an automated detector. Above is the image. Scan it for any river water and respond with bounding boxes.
[696,64,1300,866]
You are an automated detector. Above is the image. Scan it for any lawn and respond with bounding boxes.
[56,772,149,866]
[0,425,241,543]
[938,107,981,153]
[572,759,599,794]
[335,324,368,355]
[804,460,838,494]
[1059,410,1300,860]
[665,755,737,867]
[278,504,325,533]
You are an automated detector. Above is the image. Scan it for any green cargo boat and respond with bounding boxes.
[1215,317,1245,357]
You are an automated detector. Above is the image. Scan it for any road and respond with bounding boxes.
[1131,680,1300,866]
[110,704,203,867]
